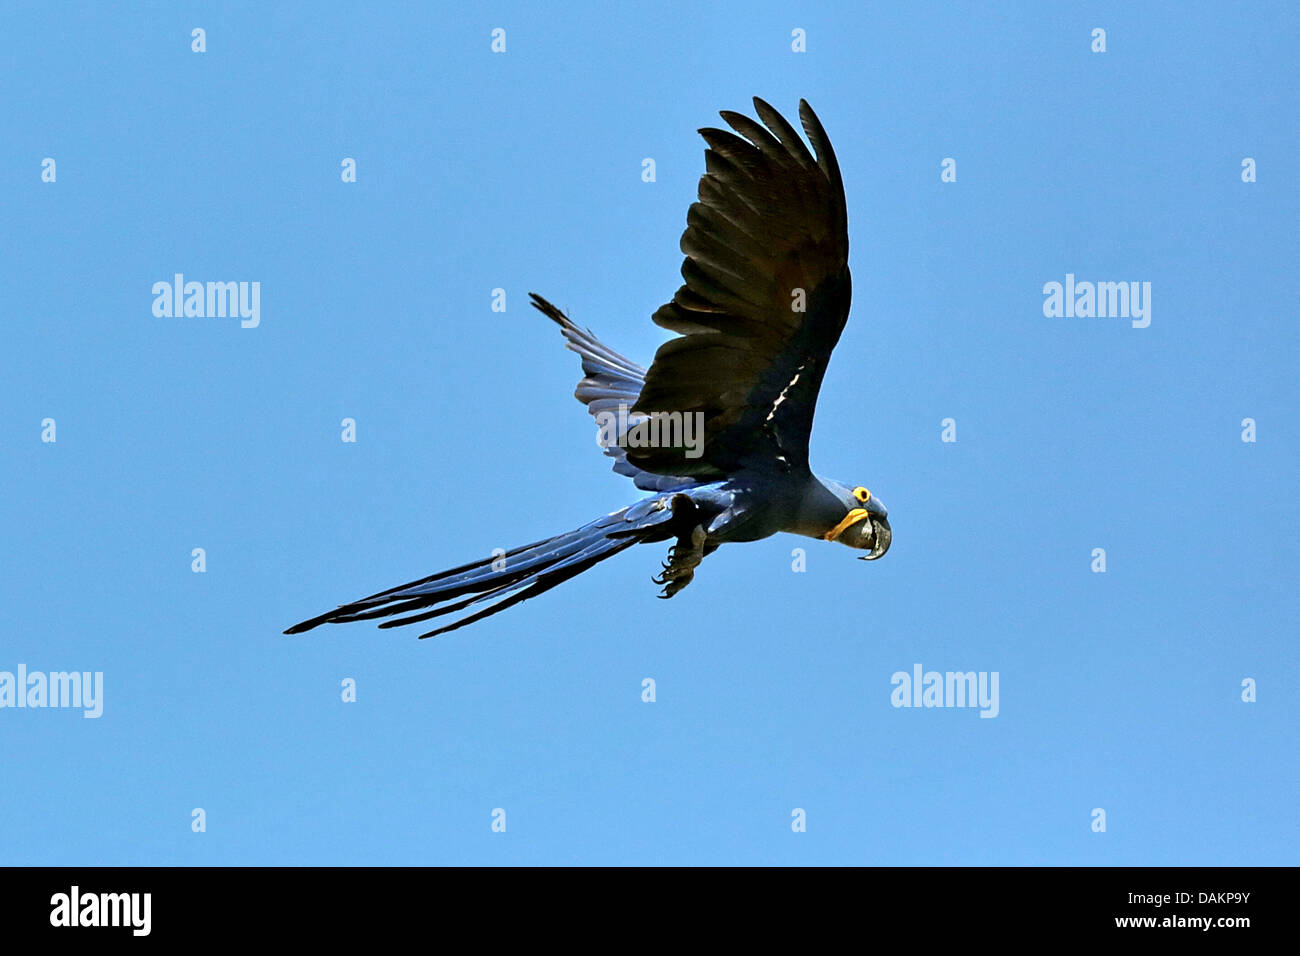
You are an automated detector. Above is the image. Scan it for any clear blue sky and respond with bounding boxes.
[2,2,1296,865]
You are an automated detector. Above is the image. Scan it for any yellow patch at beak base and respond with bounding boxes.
[823,508,871,542]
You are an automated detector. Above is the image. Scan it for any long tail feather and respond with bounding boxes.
[284,502,675,639]
[404,535,643,638]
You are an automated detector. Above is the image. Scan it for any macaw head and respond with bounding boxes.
[822,482,891,560]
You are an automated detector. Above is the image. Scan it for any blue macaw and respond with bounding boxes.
[286,98,891,640]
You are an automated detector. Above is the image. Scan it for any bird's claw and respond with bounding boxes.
[653,524,706,598]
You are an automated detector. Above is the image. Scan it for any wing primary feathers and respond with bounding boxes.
[630,97,851,479]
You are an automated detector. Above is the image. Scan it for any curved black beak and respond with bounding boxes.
[858,514,891,561]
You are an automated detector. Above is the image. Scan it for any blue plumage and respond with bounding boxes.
[286,98,891,640]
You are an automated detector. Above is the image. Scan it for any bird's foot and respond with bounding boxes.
[653,524,707,598]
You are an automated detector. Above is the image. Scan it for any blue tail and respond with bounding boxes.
[284,498,676,639]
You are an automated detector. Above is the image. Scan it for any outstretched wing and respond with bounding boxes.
[530,293,699,492]
[629,98,851,479]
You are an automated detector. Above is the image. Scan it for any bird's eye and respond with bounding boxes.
[853,487,871,504]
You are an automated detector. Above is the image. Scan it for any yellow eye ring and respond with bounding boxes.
[852,487,871,504]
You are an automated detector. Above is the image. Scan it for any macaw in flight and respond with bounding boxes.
[286,98,891,640]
